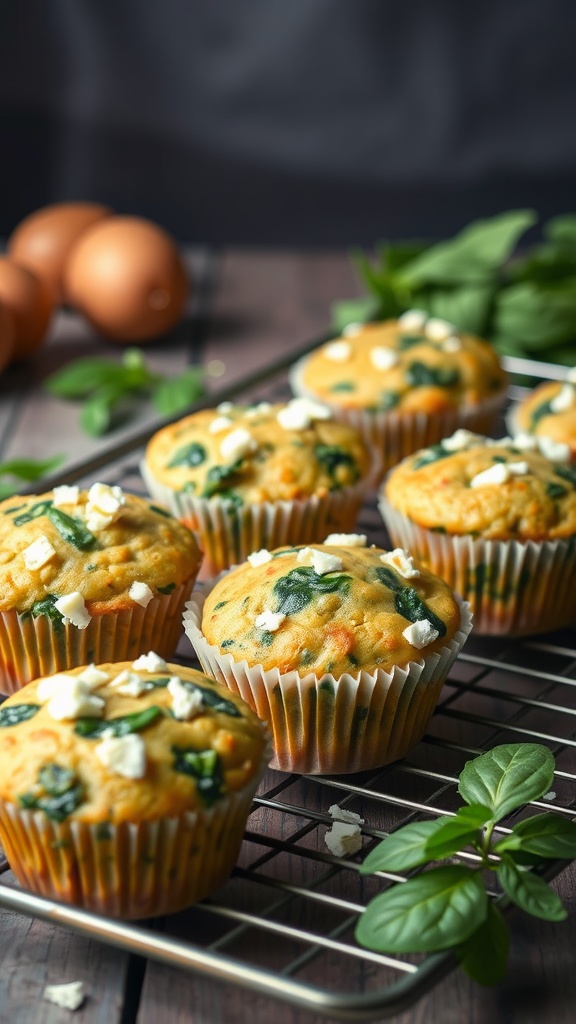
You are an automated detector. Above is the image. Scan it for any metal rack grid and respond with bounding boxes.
[0,350,574,1021]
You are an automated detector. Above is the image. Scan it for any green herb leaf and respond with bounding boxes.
[0,455,64,488]
[359,819,446,874]
[46,507,97,550]
[424,805,493,861]
[494,812,576,860]
[373,566,447,637]
[314,444,358,485]
[74,706,163,738]
[0,704,40,727]
[13,499,53,525]
[18,763,83,822]
[182,681,241,718]
[39,764,76,796]
[457,903,510,987]
[152,367,205,416]
[355,865,488,953]
[273,566,351,616]
[167,442,207,469]
[330,297,379,334]
[497,857,567,921]
[405,361,459,389]
[458,743,555,822]
[171,746,224,806]
[202,461,242,498]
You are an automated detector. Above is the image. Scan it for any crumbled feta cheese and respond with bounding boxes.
[566,367,576,385]
[220,427,258,462]
[550,382,575,413]
[247,548,273,567]
[324,533,367,546]
[76,664,109,687]
[342,322,363,337]
[37,673,82,701]
[508,461,529,476]
[129,581,154,607]
[208,415,234,434]
[23,535,56,570]
[132,651,168,673]
[245,401,273,418]
[277,397,332,431]
[297,547,343,575]
[110,669,152,697]
[52,485,80,508]
[95,733,146,779]
[397,309,427,332]
[168,675,204,720]
[370,346,399,371]
[512,432,538,451]
[43,981,85,1011]
[470,463,511,488]
[543,790,557,801]
[442,335,462,352]
[85,482,125,532]
[537,436,571,463]
[380,548,420,579]
[329,803,365,825]
[255,609,286,632]
[41,676,105,721]
[324,821,363,857]
[425,318,455,341]
[54,592,91,629]
[216,401,234,414]
[402,619,440,649]
[324,340,352,362]
[442,429,483,452]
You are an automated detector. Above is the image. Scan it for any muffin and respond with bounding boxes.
[380,429,576,635]
[290,313,507,480]
[141,399,371,576]
[183,539,472,774]
[508,368,576,456]
[0,484,202,694]
[0,657,270,917]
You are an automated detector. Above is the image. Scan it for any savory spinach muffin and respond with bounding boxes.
[141,399,371,575]
[380,429,576,634]
[509,368,576,455]
[0,484,202,693]
[0,657,270,917]
[290,314,507,479]
[183,539,471,773]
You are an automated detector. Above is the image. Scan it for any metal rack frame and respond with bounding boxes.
[0,348,574,1020]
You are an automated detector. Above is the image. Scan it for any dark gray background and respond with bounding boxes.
[0,0,575,245]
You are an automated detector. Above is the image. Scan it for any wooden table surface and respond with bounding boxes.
[0,248,575,1024]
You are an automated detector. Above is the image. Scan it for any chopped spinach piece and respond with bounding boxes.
[74,705,163,738]
[213,600,228,610]
[220,639,235,648]
[406,362,460,388]
[412,443,451,470]
[19,763,83,822]
[202,461,243,499]
[378,390,400,411]
[157,582,176,595]
[96,823,112,840]
[171,746,224,805]
[555,464,576,488]
[39,764,76,796]
[219,490,244,509]
[258,630,275,646]
[181,481,197,494]
[46,507,97,550]
[546,481,568,500]
[0,703,40,727]
[23,595,65,633]
[273,566,351,615]
[167,441,207,468]
[398,333,425,350]
[3,503,26,515]
[373,566,447,637]
[529,397,555,429]
[13,500,53,525]
[181,680,242,717]
[150,504,172,518]
[314,444,359,485]
[330,381,356,392]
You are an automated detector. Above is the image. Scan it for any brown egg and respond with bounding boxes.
[63,216,189,342]
[7,202,112,302]
[0,300,16,374]
[0,258,54,360]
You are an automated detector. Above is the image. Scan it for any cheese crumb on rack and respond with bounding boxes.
[43,981,85,1011]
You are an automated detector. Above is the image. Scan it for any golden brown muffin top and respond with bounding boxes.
[294,315,506,412]
[513,372,576,454]
[384,430,576,540]
[201,541,462,678]
[0,658,268,823]
[143,401,370,503]
[0,485,201,614]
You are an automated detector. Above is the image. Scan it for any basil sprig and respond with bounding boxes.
[356,742,576,986]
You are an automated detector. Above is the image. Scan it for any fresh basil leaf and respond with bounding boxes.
[359,819,447,874]
[330,297,379,333]
[80,391,119,436]
[152,367,205,416]
[273,566,351,616]
[494,280,576,350]
[45,358,131,398]
[457,903,510,987]
[418,282,496,336]
[494,812,576,859]
[0,703,40,727]
[355,865,488,953]
[399,210,536,286]
[497,857,567,921]
[458,743,555,822]
[74,706,163,738]
[0,455,64,483]
[424,805,493,861]
[545,214,576,251]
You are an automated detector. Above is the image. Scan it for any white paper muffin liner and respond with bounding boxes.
[290,356,507,483]
[379,493,576,636]
[182,590,472,775]
[0,580,196,696]
[0,756,269,919]
[141,460,367,577]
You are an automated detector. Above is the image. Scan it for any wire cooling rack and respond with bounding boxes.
[0,350,574,1021]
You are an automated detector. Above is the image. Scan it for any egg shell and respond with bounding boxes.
[0,258,54,360]
[0,301,16,374]
[8,202,112,302]
[63,216,190,342]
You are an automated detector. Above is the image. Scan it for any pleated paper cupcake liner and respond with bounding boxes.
[379,494,576,636]
[0,768,267,919]
[290,357,507,484]
[141,460,367,578]
[183,591,472,775]
[0,579,196,696]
